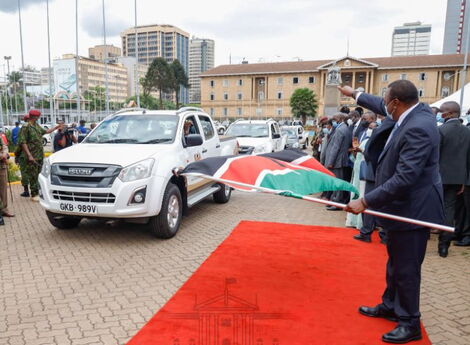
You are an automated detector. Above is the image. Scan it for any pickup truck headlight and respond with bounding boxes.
[41,158,51,178]
[118,158,155,182]
[253,145,268,154]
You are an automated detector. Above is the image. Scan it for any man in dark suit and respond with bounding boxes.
[340,80,445,344]
[324,113,352,209]
[437,101,470,257]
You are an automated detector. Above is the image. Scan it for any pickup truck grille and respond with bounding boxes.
[52,190,116,204]
[238,146,254,155]
[51,163,122,188]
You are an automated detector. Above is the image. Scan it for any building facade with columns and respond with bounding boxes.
[200,54,470,119]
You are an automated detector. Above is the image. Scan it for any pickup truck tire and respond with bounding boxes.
[213,183,231,204]
[148,183,182,239]
[46,211,81,229]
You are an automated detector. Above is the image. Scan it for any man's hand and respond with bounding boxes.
[327,165,333,169]
[28,155,36,163]
[344,198,367,214]
[337,85,355,98]
[457,185,465,195]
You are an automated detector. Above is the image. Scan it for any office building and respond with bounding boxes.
[54,54,128,103]
[443,0,470,54]
[40,67,54,85]
[89,45,122,62]
[120,24,190,103]
[20,68,41,86]
[201,54,470,119]
[110,56,147,98]
[188,37,215,104]
[391,22,431,56]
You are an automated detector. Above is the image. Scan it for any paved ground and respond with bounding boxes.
[0,185,469,345]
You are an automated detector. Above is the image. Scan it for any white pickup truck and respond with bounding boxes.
[225,119,287,154]
[38,107,238,238]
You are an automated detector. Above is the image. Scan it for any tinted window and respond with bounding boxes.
[198,115,215,140]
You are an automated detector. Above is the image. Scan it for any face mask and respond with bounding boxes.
[385,99,396,118]
[332,121,338,128]
[361,120,369,128]
[346,119,353,126]
[322,128,329,135]
[436,112,444,123]
[376,118,382,126]
[366,129,373,137]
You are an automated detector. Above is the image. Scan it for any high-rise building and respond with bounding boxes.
[89,45,122,62]
[20,68,41,85]
[443,0,470,54]
[188,37,215,104]
[120,24,190,104]
[40,67,54,85]
[391,22,431,56]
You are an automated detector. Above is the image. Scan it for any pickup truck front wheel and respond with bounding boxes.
[213,183,231,204]
[148,183,182,239]
[46,211,81,229]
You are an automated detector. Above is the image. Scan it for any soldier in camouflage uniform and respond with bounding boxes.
[17,110,59,201]
[16,114,30,197]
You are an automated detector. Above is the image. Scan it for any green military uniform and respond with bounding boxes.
[15,127,29,189]
[17,123,46,197]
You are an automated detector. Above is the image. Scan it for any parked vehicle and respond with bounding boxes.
[225,119,287,154]
[38,107,238,239]
[281,127,300,149]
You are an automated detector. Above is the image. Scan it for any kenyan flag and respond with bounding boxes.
[182,150,358,198]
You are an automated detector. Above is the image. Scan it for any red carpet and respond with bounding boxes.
[127,221,431,345]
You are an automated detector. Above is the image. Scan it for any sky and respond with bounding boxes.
[0,0,448,76]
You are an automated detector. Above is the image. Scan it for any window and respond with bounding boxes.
[382,74,389,82]
[276,108,283,116]
[184,115,201,137]
[277,77,283,85]
[419,72,426,81]
[223,79,229,87]
[277,91,283,100]
[309,76,315,84]
[223,108,228,116]
[210,93,215,101]
[198,115,215,140]
[400,74,407,80]
[224,92,228,100]
[256,108,262,116]
[258,91,265,101]
[236,108,242,116]
[358,74,365,83]
[237,79,243,86]
[381,88,387,97]
[441,87,450,98]
[293,77,299,84]
[418,88,425,97]
[210,80,215,87]
[210,108,214,116]
[237,92,243,100]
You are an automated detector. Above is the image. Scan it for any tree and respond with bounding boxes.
[170,59,189,109]
[289,88,318,124]
[145,58,174,109]
[83,86,106,111]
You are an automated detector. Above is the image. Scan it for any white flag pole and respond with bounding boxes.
[182,172,454,233]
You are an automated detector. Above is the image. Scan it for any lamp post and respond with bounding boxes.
[17,0,28,112]
[75,0,81,121]
[102,0,110,114]
[134,0,140,107]
[46,0,55,124]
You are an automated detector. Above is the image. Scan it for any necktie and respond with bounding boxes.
[384,123,399,149]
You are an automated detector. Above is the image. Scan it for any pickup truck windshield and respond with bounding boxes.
[225,124,269,138]
[282,129,297,139]
[84,115,178,144]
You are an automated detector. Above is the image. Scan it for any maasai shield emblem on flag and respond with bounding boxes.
[182,150,359,198]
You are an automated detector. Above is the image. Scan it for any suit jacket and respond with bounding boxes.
[324,122,350,168]
[358,93,445,231]
[438,119,470,185]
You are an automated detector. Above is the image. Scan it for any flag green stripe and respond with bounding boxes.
[259,169,359,198]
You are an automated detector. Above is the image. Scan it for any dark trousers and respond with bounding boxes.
[331,167,350,204]
[439,184,461,244]
[454,186,470,240]
[381,228,429,329]
[359,181,388,242]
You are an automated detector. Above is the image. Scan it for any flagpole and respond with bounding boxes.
[182,172,455,233]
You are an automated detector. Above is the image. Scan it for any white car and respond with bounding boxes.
[293,125,309,149]
[225,119,287,154]
[38,107,238,239]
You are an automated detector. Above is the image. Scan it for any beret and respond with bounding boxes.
[29,109,41,117]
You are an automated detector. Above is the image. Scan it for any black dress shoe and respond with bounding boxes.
[326,206,342,211]
[353,234,371,243]
[455,236,470,246]
[358,305,398,322]
[438,244,449,258]
[382,326,421,344]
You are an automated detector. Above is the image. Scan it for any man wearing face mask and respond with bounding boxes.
[437,101,470,255]
[339,80,445,344]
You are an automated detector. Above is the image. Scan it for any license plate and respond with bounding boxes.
[59,203,98,214]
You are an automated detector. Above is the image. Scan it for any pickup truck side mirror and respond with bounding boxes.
[272,133,281,139]
[185,134,203,147]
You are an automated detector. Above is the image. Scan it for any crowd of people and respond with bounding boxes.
[0,111,96,226]
[311,91,470,258]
